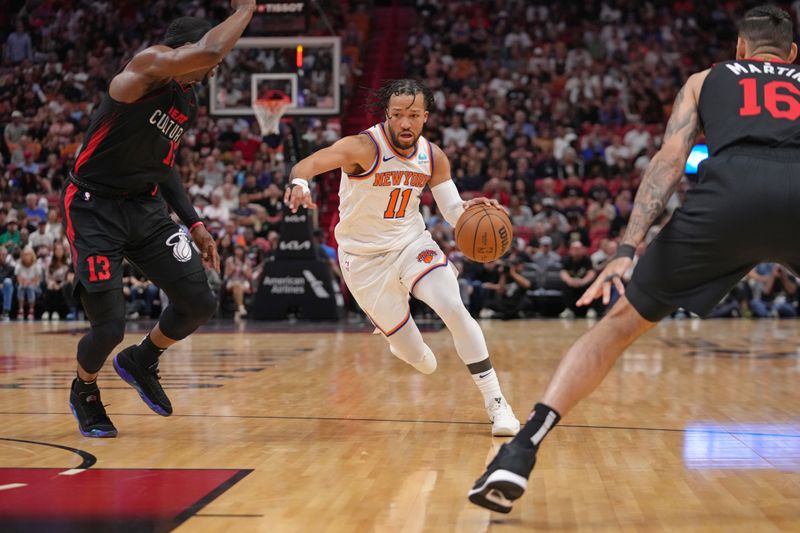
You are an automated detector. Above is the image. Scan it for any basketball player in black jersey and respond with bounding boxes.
[64,1,255,437]
[470,5,800,512]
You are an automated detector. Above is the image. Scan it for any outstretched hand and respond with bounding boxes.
[577,257,632,306]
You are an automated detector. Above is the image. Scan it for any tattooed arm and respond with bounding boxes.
[577,69,708,306]
[620,70,707,248]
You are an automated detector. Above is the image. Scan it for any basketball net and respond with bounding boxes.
[253,90,291,136]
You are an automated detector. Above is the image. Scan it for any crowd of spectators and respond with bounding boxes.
[0,0,366,320]
[4,0,800,323]
[406,0,800,319]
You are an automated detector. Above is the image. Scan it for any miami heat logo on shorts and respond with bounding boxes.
[416,250,437,264]
[165,231,195,263]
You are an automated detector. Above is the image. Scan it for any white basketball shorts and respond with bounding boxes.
[338,231,452,336]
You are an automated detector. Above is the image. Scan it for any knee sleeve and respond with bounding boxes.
[159,271,216,341]
[412,267,489,365]
[386,319,429,365]
[77,288,126,374]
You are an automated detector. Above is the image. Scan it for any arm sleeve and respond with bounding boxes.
[430,180,464,227]
[161,168,201,228]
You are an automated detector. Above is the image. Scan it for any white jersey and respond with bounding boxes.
[336,123,434,256]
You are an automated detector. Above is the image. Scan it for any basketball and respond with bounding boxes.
[455,204,513,263]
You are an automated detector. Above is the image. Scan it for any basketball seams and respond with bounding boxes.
[455,207,485,240]
[456,204,487,259]
[456,204,513,263]
[487,212,499,262]
[474,211,491,262]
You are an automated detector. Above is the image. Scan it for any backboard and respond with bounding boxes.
[210,36,341,117]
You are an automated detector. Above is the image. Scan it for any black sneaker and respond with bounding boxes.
[69,380,117,438]
[468,442,535,513]
[113,346,172,416]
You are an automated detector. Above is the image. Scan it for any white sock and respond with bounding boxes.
[471,368,503,407]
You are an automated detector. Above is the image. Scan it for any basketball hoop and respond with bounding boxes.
[253,90,291,136]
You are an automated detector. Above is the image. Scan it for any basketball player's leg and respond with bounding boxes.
[466,296,654,511]
[468,186,760,511]
[339,248,438,373]
[115,213,215,416]
[62,183,129,437]
[384,316,437,374]
[540,297,654,414]
[410,264,520,435]
[68,286,127,438]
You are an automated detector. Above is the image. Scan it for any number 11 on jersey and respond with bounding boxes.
[384,188,412,219]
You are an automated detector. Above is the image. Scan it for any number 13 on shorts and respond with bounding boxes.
[384,188,412,219]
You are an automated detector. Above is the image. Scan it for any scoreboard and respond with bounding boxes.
[246,1,308,35]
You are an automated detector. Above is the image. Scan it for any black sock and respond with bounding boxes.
[511,403,561,451]
[134,334,166,367]
[72,376,97,393]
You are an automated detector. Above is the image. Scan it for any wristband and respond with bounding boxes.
[189,221,204,232]
[291,178,310,194]
[615,244,636,259]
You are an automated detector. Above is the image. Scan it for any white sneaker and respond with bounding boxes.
[41,312,50,321]
[51,312,60,321]
[586,308,597,319]
[237,305,248,317]
[487,397,520,437]
[390,345,437,374]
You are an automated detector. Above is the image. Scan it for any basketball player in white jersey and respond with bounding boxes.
[285,79,519,436]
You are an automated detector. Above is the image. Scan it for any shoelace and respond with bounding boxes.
[488,398,506,414]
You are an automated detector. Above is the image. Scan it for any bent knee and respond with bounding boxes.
[93,319,126,349]
[193,289,217,321]
[434,299,471,323]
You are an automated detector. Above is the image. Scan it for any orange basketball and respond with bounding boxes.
[455,204,513,263]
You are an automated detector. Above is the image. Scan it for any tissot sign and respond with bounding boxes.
[248,1,308,35]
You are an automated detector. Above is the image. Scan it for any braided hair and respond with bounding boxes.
[738,4,794,55]
[366,79,435,117]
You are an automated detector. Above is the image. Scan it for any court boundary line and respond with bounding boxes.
[172,469,253,529]
[1,414,799,438]
[194,513,264,518]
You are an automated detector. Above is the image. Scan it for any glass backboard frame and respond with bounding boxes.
[209,36,341,117]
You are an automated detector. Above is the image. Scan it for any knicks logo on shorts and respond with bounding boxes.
[165,231,195,263]
[416,249,437,264]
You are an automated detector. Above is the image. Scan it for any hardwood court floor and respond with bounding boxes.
[1,319,799,532]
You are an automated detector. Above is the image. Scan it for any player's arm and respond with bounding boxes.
[162,168,201,228]
[426,143,499,227]
[619,71,706,251]
[109,1,256,103]
[578,70,707,306]
[161,168,220,272]
[284,134,377,212]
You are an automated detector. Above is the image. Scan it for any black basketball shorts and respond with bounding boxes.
[60,182,204,296]
[626,148,800,321]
